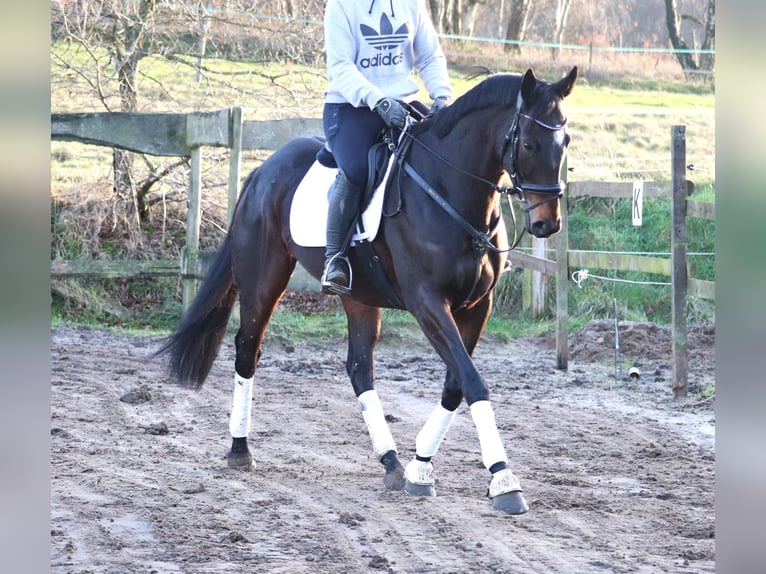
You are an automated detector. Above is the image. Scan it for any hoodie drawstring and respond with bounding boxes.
[368,0,396,18]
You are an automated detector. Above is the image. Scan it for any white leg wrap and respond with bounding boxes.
[470,400,508,471]
[229,373,253,438]
[416,403,457,458]
[358,390,397,458]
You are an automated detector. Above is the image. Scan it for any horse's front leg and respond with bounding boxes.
[402,372,459,497]
[408,295,528,514]
[342,299,405,490]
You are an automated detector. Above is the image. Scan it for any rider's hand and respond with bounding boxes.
[374,97,408,129]
[429,96,450,115]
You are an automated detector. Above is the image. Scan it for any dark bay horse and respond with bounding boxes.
[157,67,578,514]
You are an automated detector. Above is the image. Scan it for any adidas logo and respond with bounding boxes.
[361,13,408,52]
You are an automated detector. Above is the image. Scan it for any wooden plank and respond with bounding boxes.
[186,109,231,147]
[51,258,180,278]
[507,250,556,276]
[671,126,688,399]
[687,199,715,220]
[241,118,323,151]
[568,180,670,199]
[689,278,715,301]
[568,251,671,275]
[51,112,189,156]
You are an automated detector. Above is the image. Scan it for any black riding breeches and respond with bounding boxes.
[323,102,387,189]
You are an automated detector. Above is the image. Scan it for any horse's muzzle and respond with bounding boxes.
[529,218,561,238]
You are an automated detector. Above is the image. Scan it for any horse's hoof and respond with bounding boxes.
[488,469,527,514]
[491,491,529,515]
[384,468,406,490]
[226,450,254,470]
[403,458,436,497]
[404,480,436,497]
[380,451,406,490]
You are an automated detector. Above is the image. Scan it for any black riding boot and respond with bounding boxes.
[321,173,362,295]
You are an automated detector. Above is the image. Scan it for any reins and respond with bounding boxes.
[397,89,568,252]
[401,161,507,255]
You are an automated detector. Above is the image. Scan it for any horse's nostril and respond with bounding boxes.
[530,220,560,238]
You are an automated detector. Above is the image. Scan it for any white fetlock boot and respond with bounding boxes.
[404,458,436,497]
[488,469,528,515]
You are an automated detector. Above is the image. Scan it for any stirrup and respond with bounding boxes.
[321,253,353,295]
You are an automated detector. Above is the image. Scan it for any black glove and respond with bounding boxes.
[374,97,408,129]
[429,96,450,115]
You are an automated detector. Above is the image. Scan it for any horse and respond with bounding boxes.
[157,66,578,515]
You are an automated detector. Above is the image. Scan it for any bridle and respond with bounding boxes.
[398,88,569,250]
[499,90,568,220]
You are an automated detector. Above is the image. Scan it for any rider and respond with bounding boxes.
[321,0,453,295]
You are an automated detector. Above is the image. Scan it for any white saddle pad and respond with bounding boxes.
[289,155,395,247]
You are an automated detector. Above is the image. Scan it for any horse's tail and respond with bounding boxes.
[155,233,237,389]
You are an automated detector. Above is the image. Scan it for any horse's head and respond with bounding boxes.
[504,66,578,238]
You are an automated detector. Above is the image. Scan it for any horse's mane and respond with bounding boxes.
[423,71,524,138]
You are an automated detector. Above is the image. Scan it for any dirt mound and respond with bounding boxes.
[531,319,715,392]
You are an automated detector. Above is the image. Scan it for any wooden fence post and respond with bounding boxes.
[555,159,569,370]
[671,125,688,399]
[182,146,202,310]
[521,232,532,314]
[531,237,547,316]
[228,107,243,226]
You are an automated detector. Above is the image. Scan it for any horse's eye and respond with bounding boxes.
[522,141,534,152]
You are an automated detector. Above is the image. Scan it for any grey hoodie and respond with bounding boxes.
[324,0,452,109]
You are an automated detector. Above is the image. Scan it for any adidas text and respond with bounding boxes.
[360,52,403,69]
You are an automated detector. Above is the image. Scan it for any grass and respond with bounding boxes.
[50,41,715,336]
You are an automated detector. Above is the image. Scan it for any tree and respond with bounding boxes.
[551,0,573,59]
[52,0,212,218]
[53,0,162,214]
[110,0,158,208]
[663,0,715,80]
[461,0,485,38]
[439,0,462,35]
[503,0,532,55]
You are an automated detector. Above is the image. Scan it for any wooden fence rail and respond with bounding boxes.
[51,113,713,398]
[51,108,323,306]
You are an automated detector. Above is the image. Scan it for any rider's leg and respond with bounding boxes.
[321,103,385,295]
[322,171,362,294]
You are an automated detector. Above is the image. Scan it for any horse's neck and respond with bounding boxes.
[412,113,506,223]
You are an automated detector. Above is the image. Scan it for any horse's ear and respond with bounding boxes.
[555,66,578,99]
[520,68,537,102]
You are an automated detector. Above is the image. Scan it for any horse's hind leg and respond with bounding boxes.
[342,298,405,490]
[226,234,296,470]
